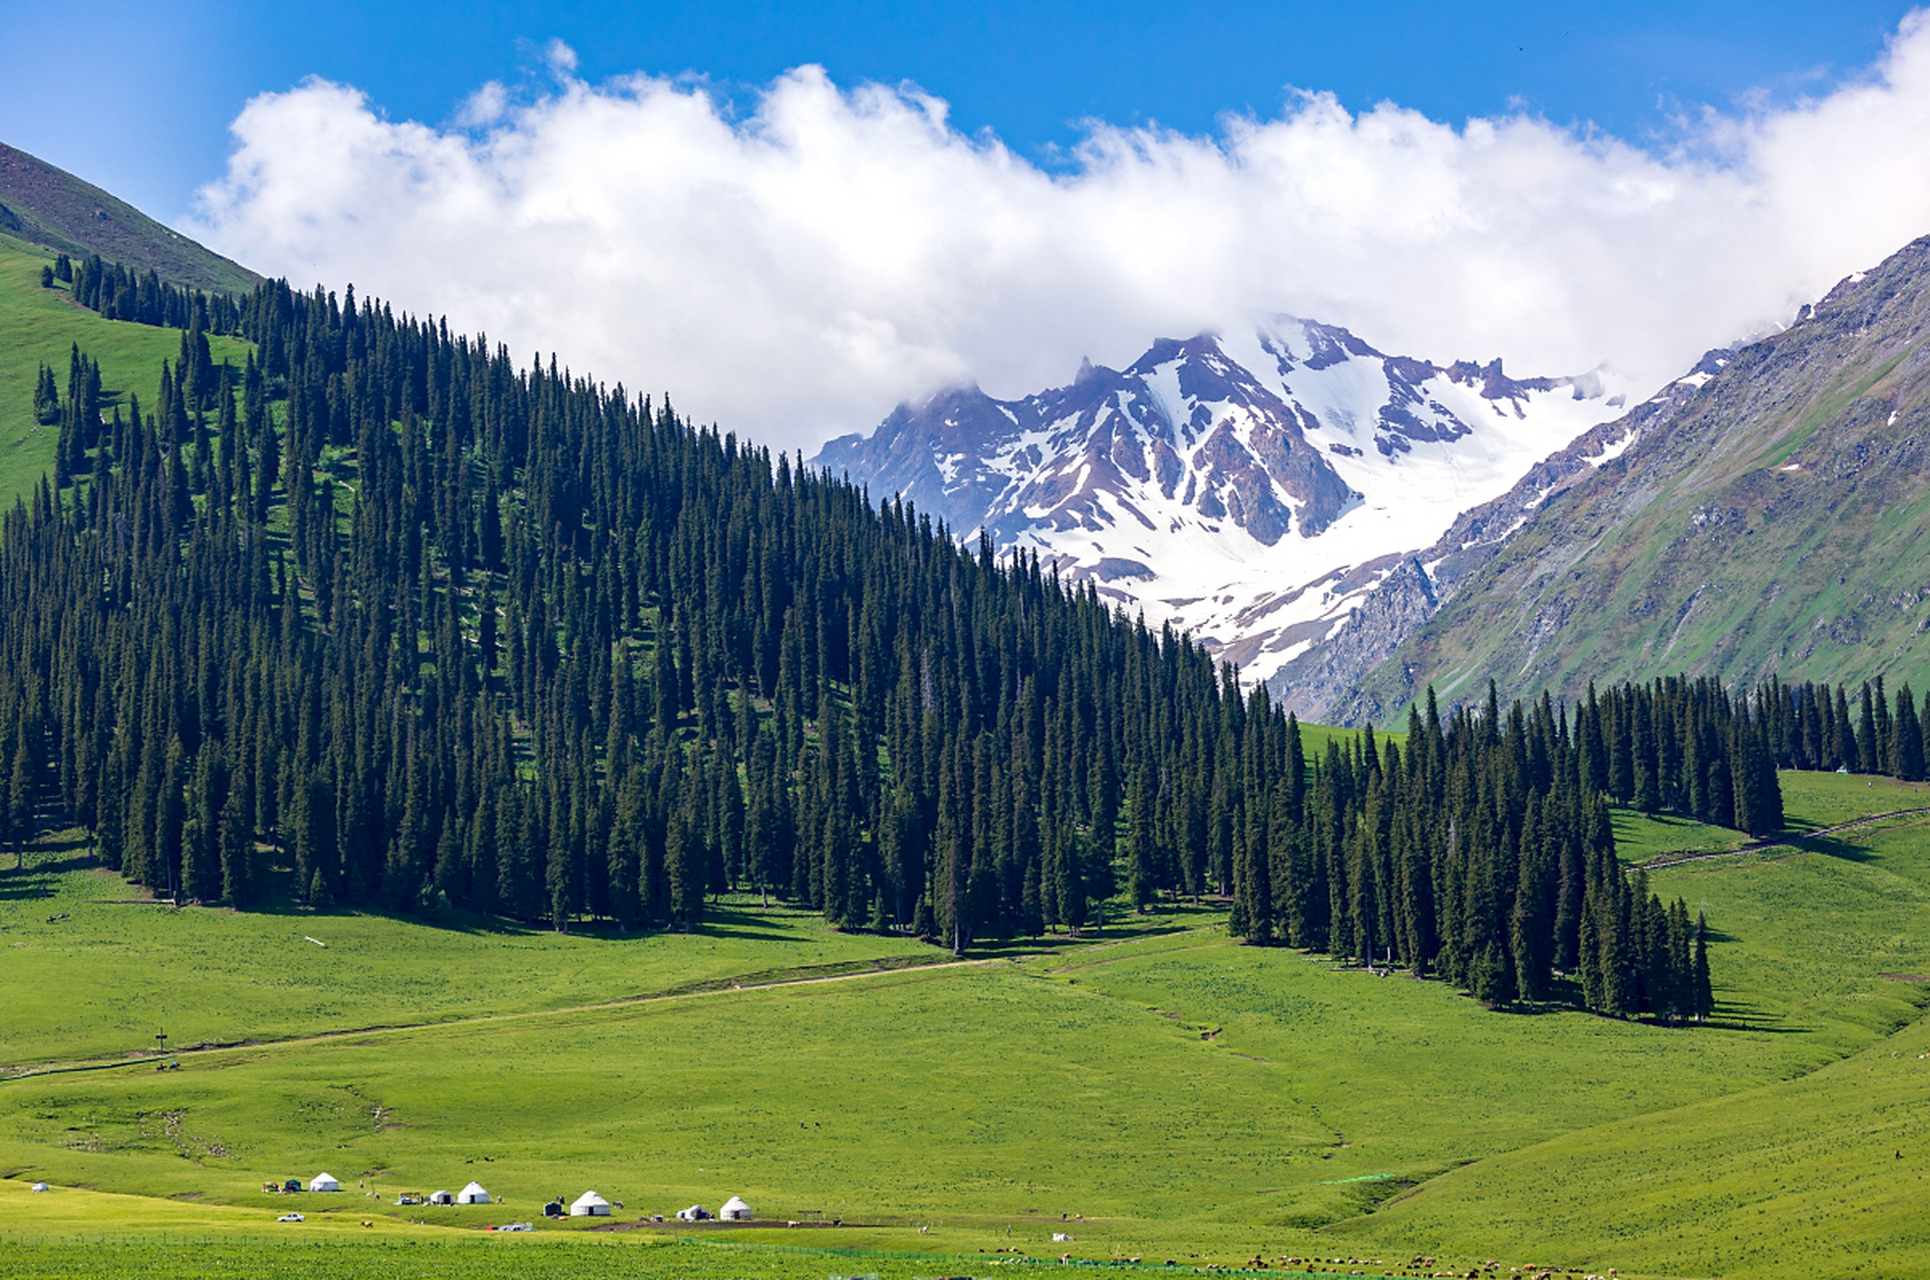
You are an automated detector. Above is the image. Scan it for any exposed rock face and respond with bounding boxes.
[1326,234,1930,725]
[1266,359,1719,719]
[817,318,1626,686]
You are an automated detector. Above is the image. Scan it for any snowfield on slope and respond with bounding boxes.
[816,317,1638,685]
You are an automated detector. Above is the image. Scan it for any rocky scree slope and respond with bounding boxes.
[1265,352,1728,719]
[816,320,1626,684]
[1331,234,1930,724]
[0,140,258,295]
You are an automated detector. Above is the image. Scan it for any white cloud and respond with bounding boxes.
[188,12,1930,455]
[454,81,507,129]
[543,38,578,77]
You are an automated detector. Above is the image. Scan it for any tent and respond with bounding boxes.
[676,1204,708,1222]
[719,1196,751,1221]
[310,1172,341,1192]
[456,1182,492,1204]
[570,1191,611,1217]
[429,1190,455,1205]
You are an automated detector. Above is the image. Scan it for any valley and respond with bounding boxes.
[4,772,1930,1279]
[3,147,1930,1280]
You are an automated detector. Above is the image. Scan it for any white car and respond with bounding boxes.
[490,1221,534,1232]
[277,1212,305,1223]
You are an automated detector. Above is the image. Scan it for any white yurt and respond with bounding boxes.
[429,1189,455,1205]
[456,1181,492,1204]
[719,1196,751,1221]
[310,1172,341,1192]
[676,1204,707,1221]
[570,1190,611,1217]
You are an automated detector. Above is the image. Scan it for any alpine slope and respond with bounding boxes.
[815,318,1636,685]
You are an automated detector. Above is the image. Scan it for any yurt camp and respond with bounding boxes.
[571,1191,611,1217]
[310,1173,341,1193]
[720,1196,752,1221]
[429,1190,455,1205]
[456,1182,491,1204]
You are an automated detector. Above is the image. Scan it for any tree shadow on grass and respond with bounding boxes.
[677,921,799,945]
[0,841,106,901]
[1487,997,1806,1032]
[967,932,1113,962]
[1794,833,1877,863]
[1701,998,1810,1034]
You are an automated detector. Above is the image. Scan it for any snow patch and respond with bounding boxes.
[1584,429,1638,467]
[824,322,1639,686]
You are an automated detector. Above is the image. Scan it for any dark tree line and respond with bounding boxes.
[10,274,1243,948]
[1754,676,1927,782]
[1576,677,1783,837]
[54,253,247,334]
[0,264,1791,1028]
[1226,689,1716,1021]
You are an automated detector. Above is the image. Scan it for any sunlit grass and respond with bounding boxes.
[6,744,1930,1280]
[0,232,251,506]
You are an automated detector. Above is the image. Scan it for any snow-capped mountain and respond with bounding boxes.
[814,318,1635,685]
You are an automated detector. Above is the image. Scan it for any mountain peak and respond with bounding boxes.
[816,322,1629,684]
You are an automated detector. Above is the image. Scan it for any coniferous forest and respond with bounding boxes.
[25,260,1930,1023]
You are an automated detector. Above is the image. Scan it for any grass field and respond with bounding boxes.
[1611,808,1749,864]
[0,231,252,504]
[1296,721,1402,759]
[0,843,939,1069]
[1344,795,1930,1279]
[5,768,1930,1277]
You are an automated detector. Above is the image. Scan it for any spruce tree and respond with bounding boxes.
[220,770,257,907]
[1893,685,1924,782]
[1127,761,1158,911]
[1692,910,1714,1022]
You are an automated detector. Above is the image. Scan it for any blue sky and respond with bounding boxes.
[5,0,1918,221]
[11,2,1930,452]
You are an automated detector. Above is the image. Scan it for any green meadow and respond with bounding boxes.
[0,850,937,1069]
[0,232,251,503]
[1345,790,1930,1279]
[4,770,1930,1278]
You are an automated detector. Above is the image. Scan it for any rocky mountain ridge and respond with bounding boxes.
[1331,234,1930,722]
[1265,350,1731,718]
[816,318,1630,684]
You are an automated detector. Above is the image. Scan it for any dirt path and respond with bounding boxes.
[0,955,991,1083]
[1043,928,1223,975]
[1640,805,1930,871]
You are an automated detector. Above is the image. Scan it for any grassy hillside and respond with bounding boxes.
[4,195,1930,1275]
[4,771,1930,1278]
[0,142,258,295]
[1339,234,1930,722]
[0,231,251,503]
[0,870,939,1069]
[1343,791,1930,1279]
